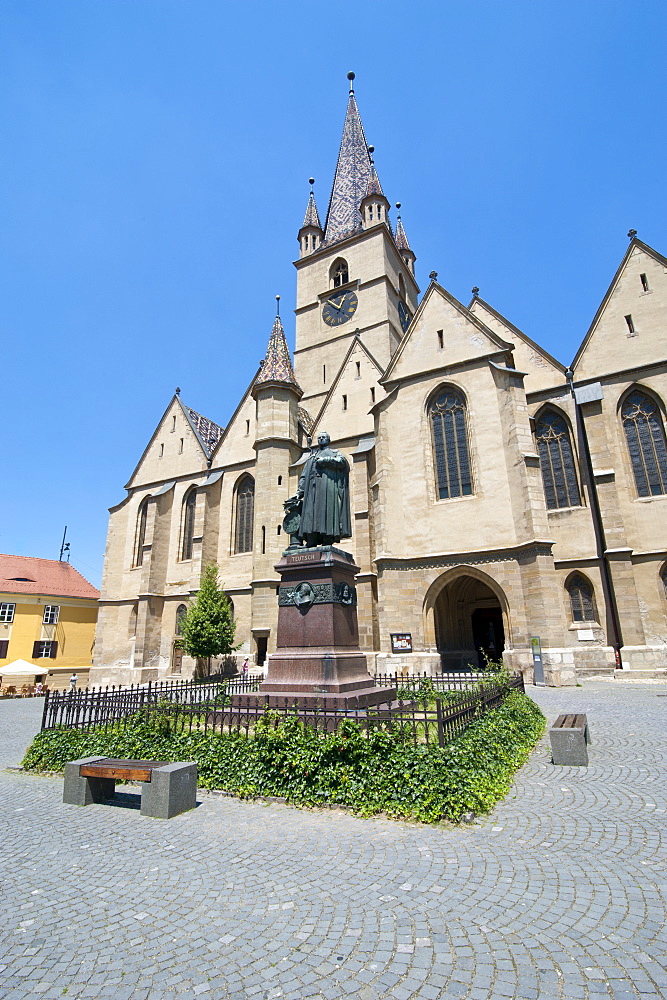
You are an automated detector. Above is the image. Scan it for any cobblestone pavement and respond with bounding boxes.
[0,682,665,1000]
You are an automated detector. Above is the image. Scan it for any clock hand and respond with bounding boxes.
[330,296,344,311]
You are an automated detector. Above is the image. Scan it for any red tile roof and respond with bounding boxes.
[0,554,100,600]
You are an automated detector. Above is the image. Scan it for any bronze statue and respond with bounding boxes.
[283,432,352,546]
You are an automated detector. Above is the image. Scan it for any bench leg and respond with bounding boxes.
[63,757,115,806]
[140,762,197,819]
[549,728,589,766]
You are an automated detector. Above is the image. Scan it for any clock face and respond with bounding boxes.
[322,289,358,327]
[398,299,411,333]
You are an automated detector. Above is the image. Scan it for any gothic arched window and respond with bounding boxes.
[234,475,255,553]
[331,258,349,288]
[567,573,597,623]
[175,604,187,636]
[535,409,581,509]
[429,387,473,500]
[181,489,197,560]
[621,390,667,497]
[133,496,151,567]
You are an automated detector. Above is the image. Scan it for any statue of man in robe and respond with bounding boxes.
[284,432,352,547]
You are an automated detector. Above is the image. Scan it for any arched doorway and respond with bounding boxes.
[433,573,506,671]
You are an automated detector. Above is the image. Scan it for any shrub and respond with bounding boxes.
[23,691,545,824]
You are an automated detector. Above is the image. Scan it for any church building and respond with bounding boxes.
[92,77,667,687]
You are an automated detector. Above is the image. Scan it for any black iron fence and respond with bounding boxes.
[40,671,524,748]
[375,671,492,692]
[40,674,262,732]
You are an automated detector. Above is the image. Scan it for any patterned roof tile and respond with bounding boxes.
[255,316,302,393]
[301,191,322,230]
[324,92,373,245]
[185,407,224,456]
[364,162,384,198]
[297,406,315,435]
[395,212,412,252]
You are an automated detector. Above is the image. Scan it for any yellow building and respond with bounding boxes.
[0,554,99,690]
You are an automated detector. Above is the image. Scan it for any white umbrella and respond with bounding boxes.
[0,659,49,677]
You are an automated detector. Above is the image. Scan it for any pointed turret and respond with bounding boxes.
[394,203,416,275]
[253,302,302,398]
[360,148,390,231]
[324,73,374,245]
[298,178,324,258]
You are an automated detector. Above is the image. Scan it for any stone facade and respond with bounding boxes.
[91,85,667,688]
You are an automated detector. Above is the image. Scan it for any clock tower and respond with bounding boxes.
[293,74,419,419]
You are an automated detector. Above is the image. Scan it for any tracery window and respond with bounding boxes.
[429,387,473,500]
[331,258,349,288]
[133,497,151,567]
[621,390,667,497]
[181,489,197,560]
[175,604,187,636]
[234,475,255,553]
[567,574,597,623]
[535,410,581,509]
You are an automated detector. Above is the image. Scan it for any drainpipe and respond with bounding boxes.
[565,369,623,668]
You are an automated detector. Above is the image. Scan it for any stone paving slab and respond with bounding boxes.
[0,683,665,999]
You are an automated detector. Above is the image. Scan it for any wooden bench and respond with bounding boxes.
[63,756,197,818]
[549,713,592,766]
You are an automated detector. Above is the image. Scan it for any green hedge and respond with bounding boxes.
[22,691,545,824]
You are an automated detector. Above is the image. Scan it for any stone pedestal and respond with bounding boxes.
[257,546,395,708]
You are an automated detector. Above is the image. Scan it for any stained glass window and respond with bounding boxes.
[175,604,187,636]
[621,390,667,497]
[181,489,197,560]
[567,574,597,623]
[429,388,473,500]
[535,410,581,509]
[235,476,255,553]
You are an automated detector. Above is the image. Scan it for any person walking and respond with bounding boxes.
[69,672,78,691]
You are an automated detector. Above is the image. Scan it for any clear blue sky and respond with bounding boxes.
[2,0,665,588]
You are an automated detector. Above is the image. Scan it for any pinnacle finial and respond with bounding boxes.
[309,177,315,191]
[347,71,355,92]
[627,228,637,239]
[175,387,181,396]
[396,202,401,213]
[275,294,280,316]
[471,286,480,298]
[429,271,438,282]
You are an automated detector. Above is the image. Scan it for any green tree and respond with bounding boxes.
[179,564,238,677]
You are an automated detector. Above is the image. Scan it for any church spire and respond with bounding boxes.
[324,72,374,245]
[302,184,321,229]
[394,203,416,275]
[298,178,323,258]
[361,146,390,231]
[253,299,302,397]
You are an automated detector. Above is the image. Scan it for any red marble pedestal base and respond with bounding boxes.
[254,546,395,709]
